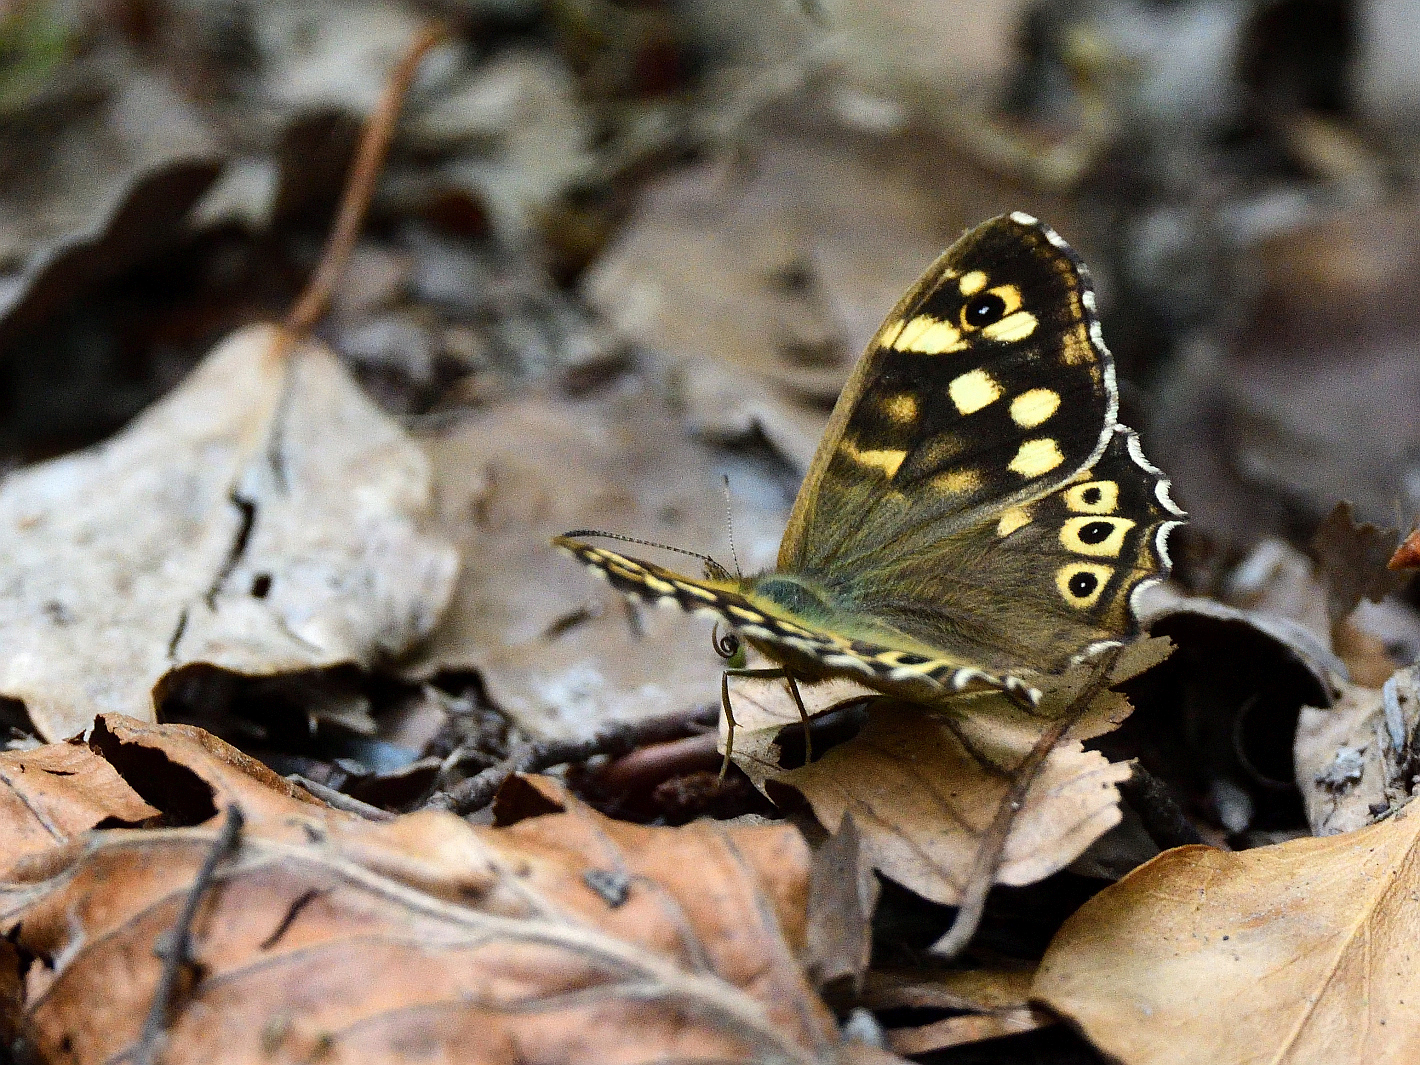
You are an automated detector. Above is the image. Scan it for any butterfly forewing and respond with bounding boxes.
[779,213,1115,579]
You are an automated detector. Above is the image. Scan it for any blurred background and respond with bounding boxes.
[3,0,1419,579]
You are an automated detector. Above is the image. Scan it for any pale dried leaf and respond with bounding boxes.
[1034,805,1420,1064]
[1295,666,1420,835]
[0,61,220,339]
[0,773,850,1064]
[409,391,790,741]
[728,639,1170,904]
[0,324,460,740]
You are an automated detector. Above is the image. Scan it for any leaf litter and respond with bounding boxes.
[6,4,1420,1064]
[0,719,873,1065]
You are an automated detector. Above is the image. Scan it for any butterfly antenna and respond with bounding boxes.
[562,529,733,581]
[722,474,743,579]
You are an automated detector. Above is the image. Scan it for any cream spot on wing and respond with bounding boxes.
[839,439,907,478]
[727,605,764,621]
[930,469,981,494]
[1060,516,1136,557]
[1065,480,1119,513]
[1055,563,1112,609]
[958,270,988,296]
[673,581,719,602]
[949,369,1002,415]
[996,506,1032,537]
[894,315,965,354]
[1008,438,1064,477]
[642,575,676,594]
[882,393,918,423]
[982,310,1039,343]
[1010,388,1060,428]
[878,320,905,347]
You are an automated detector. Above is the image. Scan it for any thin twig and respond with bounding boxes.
[128,805,246,1065]
[429,705,718,816]
[930,651,1123,959]
[283,24,446,338]
[288,774,396,821]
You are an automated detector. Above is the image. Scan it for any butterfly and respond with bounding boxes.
[555,212,1185,768]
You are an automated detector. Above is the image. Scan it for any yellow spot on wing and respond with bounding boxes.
[983,311,1039,343]
[949,369,1002,415]
[931,469,981,494]
[882,393,918,423]
[1010,388,1060,428]
[840,440,907,478]
[878,320,905,347]
[959,270,988,296]
[1055,563,1112,609]
[674,581,719,602]
[895,315,965,354]
[1009,438,1064,477]
[727,605,764,621]
[1065,480,1119,513]
[996,506,1032,537]
[1061,516,1135,557]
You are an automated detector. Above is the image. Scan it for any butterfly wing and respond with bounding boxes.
[776,213,1183,672]
[781,212,1116,574]
[552,536,1041,703]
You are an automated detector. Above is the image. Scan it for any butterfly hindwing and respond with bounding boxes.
[552,536,1038,703]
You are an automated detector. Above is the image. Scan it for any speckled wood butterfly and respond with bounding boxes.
[555,213,1185,760]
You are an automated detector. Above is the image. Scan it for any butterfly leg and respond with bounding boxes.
[719,666,791,782]
[783,673,812,764]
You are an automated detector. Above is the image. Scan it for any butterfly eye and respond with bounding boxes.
[963,292,1007,328]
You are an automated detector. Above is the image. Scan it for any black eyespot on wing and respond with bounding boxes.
[964,292,1006,328]
[1069,572,1099,597]
[1078,521,1113,545]
[1082,486,1102,505]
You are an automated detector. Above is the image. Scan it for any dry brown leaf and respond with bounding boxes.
[1034,806,1420,1064]
[1390,526,1420,570]
[1310,501,1408,626]
[408,390,790,741]
[1295,666,1420,835]
[805,813,879,991]
[0,324,459,740]
[0,771,856,1064]
[0,741,157,861]
[726,639,1171,905]
[87,712,348,826]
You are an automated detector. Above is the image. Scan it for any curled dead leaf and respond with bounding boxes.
[862,968,1054,1055]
